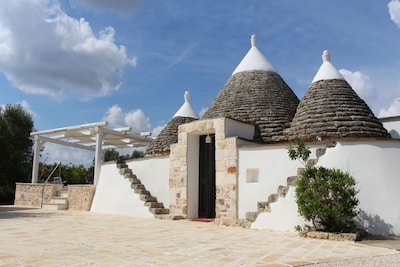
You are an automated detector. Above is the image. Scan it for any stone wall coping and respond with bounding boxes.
[68,184,94,187]
[16,183,55,185]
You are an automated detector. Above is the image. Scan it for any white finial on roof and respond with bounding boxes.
[251,35,257,47]
[322,50,330,61]
[173,91,199,119]
[184,91,190,102]
[232,35,275,75]
[311,50,344,83]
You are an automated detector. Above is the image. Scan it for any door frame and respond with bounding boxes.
[198,134,216,218]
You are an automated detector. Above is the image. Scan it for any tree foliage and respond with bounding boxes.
[37,149,144,185]
[104,148,144,162]
[39,162,93,185]
[287,138,359,233]
[0,104,34,203]
[287,137,311,165]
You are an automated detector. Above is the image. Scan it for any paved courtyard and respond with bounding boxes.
[0,206,399,266]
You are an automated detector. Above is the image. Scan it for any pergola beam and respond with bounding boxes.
[29,121,153,185]
[38,136,96,151]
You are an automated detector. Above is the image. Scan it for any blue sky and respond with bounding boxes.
[1,0,400,165]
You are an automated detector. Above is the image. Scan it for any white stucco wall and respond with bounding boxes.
[238,144,314,218]
[241,140,400,236]
[251,187,306,231]
[90,162,153,217]
[225,118,255,140]
[317,140,400,236]
[127,156,170,207]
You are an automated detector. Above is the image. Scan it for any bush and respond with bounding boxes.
[296,166,359,232]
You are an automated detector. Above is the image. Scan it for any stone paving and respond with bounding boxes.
[0,206,399,267]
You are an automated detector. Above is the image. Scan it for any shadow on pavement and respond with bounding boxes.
[0,205,55,219]
[358,234,400,251]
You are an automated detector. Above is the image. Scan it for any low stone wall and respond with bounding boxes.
[67,185,95,211]
[14,183,59,207]
[299,231,361,241]
[14,183,96,211]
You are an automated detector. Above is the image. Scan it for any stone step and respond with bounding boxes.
[134,189,149,195]
[42,203,68,210]
[257,201,269,212]
[277,185,288,197]
[117,163,128,169]
[119,168,132,175]
[131,183,145,190]
[245,211,259,222]
[287,176,298,186]
[124,173,137,179]
[51,197,68,205]
[154,214,171,220]
[145,202,164,208]
[57,191,68,198]
[268,193,279,203]
[140,194,157,202]
[306,158,317,167]
[150,208,169,214]
[129,178,141,184]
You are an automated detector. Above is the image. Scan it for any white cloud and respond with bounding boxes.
[72,0,143,16]
[388,0,400,28]
[0,1,136,98]
[339,69,377,101]
[18,100,37,118]
[379,97,400,117]
[103,104,151,132]
[151,124,166,137]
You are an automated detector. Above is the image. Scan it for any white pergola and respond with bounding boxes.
[30,121,152,185]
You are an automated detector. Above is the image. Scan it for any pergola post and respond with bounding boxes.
[93,127,104,186]
[31,135,43,183]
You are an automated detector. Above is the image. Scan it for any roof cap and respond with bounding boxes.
[311,50,344,83]
[232,35,276,75]
[173,91,199,119]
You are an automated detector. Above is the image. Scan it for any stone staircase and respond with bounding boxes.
[245,147,327,224]
[245,172,300,223]
[43,187,68,210]
[116,162,170,219]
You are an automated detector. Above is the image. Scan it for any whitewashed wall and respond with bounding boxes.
[127,156,170,207]
[251,187,306,231]
[242,140,400,236]
[317,140,400,236]
[238,144,314,218]
[90,162,153,217]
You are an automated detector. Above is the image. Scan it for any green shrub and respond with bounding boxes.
[296,166,359,232]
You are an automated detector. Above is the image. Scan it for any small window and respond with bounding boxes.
[246,168,259,183]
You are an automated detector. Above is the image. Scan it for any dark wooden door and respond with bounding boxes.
[198,135,216,218]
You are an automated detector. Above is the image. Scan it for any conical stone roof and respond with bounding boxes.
[289,50,390,141]
[145,91,198,157]
[202,35,299,142]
